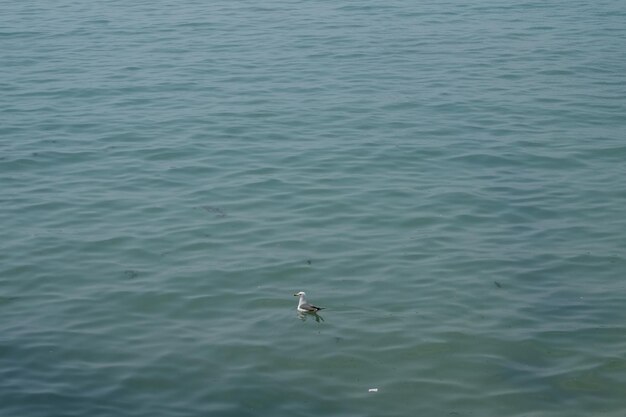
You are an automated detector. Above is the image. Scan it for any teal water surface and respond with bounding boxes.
[1,1,626,416]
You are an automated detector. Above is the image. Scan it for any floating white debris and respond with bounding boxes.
[368,388,378,392]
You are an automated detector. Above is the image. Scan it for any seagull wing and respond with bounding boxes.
[300,302,324,312]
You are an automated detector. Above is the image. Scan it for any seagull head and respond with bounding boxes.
[294,291,306,297]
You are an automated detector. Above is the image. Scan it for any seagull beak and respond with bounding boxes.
[293,293,298,296]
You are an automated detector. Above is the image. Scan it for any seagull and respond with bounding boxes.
[294,291,324,313]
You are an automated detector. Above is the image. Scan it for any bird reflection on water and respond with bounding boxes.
[297,310,325,322]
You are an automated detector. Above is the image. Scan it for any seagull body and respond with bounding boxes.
[294,291,324,313]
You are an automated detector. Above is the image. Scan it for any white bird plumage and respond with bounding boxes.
[293,291,324,313]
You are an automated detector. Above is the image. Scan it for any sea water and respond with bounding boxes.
[1,1,625,416]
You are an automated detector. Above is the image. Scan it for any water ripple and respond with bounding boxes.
[2,0,626,416]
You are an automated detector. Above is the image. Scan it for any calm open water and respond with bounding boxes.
[1,1,625,416]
